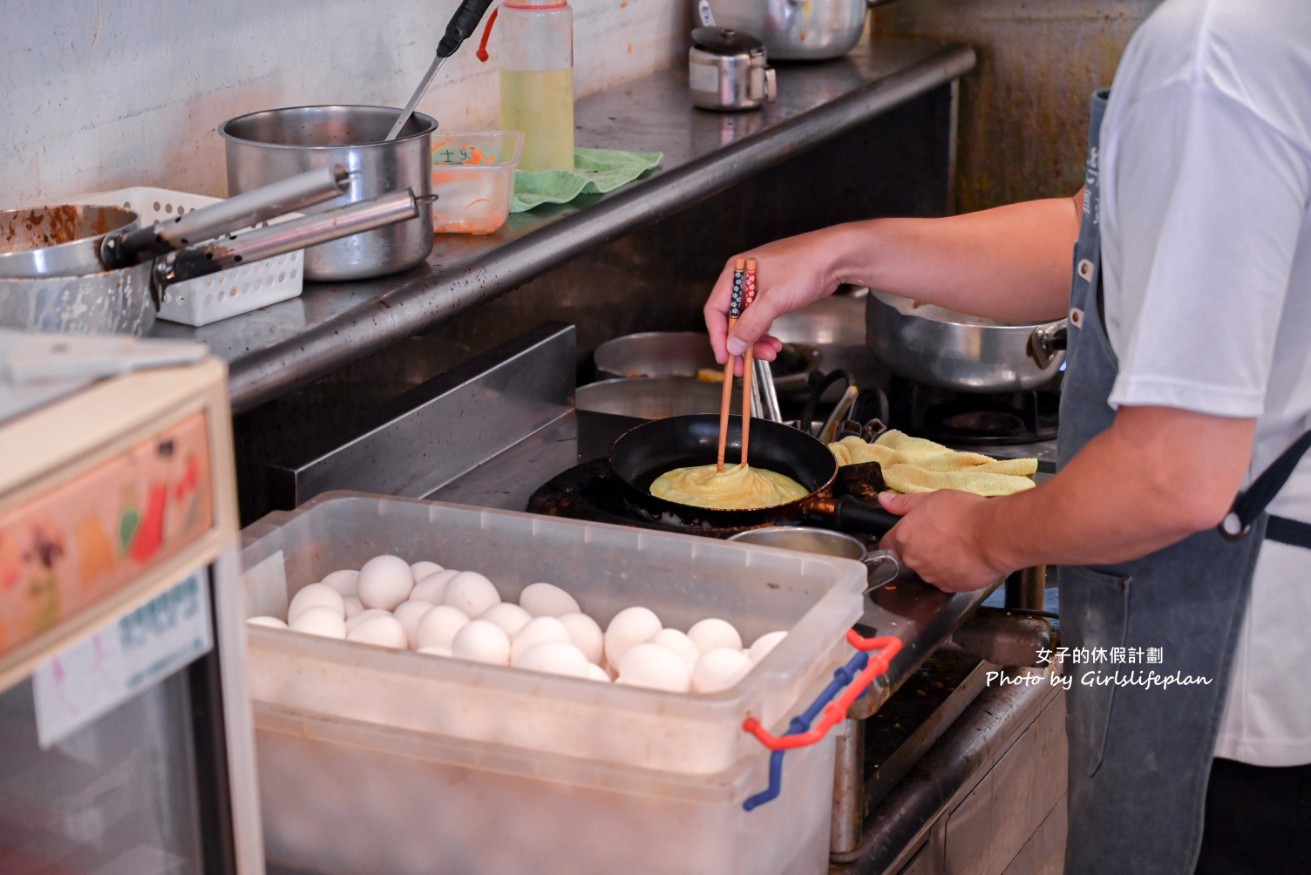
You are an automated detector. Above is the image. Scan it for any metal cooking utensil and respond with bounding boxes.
[0,204,140,280]
[727,526,901,593]
[0,190,421,337]
[865,288,1066,393]
[385,0,497,140]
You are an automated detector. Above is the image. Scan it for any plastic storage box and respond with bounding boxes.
[79,187,304,326]
[429,130,522,235]
[240,491,867,875]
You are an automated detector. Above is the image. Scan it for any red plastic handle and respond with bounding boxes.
[741,630,902,751]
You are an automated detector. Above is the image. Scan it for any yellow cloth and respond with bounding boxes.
[828,430,1038,496]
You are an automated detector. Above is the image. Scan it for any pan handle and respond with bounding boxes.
[101,165,352,268]
[154,190,420,287]
[828,493,902,536]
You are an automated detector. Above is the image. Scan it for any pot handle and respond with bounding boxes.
[862,548,901,592]
[1029,318,1068,369]
[155,190,420,287]
[102,164,352,268]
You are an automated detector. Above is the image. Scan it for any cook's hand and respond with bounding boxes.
[703,231,848,366]
[876,490,1008,593]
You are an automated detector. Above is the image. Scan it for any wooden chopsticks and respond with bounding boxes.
[716,258,757,472]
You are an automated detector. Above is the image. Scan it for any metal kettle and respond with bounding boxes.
[689,26,777,111]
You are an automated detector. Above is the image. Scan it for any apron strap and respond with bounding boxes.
[1220,428,1311,541]
[1267,515,1311,549]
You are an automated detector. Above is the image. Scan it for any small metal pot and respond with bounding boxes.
[689,27,777,111]
[865,288,1067,393]
[0,191,419,336]
[219,105,437,282]
[728,526,900,591]
[0,205,140,279]
[576,377,726,419]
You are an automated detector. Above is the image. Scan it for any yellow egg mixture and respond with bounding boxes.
[649,463,809,510]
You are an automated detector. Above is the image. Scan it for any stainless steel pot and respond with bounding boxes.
[865,288,1067,393]
[727,526,900,591]
[219,105,437,282]
[710,0,871,61]
[0,205,140,279]
[0,166,350,280]
[0,191,420,336]
[576,377,726,419]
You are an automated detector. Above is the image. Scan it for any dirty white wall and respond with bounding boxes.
[0,0,690,205]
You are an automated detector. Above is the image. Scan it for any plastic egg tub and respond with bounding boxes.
[429,130,522,234]
[240,491,867,875]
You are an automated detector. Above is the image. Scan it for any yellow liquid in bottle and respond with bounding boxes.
[500,67,575,172]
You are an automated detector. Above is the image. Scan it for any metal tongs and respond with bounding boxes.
[385,0,498,140]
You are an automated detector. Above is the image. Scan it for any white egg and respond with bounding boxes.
[451,620,511,665]
[691,647,751,693]
[651,628,701,669]
[617,643,690,692]
[287,583,346,625]
[412,568,460,604]
[514,641,591,677]
[392,599,437,649]
[510,616,572,664]
[410,560,444,583]
[443,571,502,617]
[247,615,287,628]
[686,617,743,654]
[748,630,789,664]
[518,582,581,617]
[417,645,452,658]
[415,605,471,650]
[585,663,613,683]
[289,605,346,639]
[604,606,662,670]
[319,569,360,596]
[557,612,604,665]
[346,614,408,649]
[480,602,533,639]
[358,554,415,611]
[346,608,392,631]
[342,595,365,620]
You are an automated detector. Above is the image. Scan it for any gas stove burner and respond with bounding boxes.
[889,376,1059,447]
[526,459,754,538]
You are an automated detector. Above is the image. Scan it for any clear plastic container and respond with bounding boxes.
[239,491,868,875]
[429,130,523,234]
[496,0,575,171]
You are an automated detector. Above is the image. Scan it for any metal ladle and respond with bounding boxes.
[385,0,497,141]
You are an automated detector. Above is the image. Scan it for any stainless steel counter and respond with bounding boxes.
[153,36,976,414]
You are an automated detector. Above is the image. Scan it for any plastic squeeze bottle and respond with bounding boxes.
[495,0,575,171]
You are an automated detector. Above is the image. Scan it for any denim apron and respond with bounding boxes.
[1056,89,1310,875]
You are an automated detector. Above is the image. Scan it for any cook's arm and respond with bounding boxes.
[876,405,1257,591]
[705,192,1082,363]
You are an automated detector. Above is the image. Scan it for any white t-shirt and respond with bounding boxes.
[1101,0,1311,767]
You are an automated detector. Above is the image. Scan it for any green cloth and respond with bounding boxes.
[511,147,663,212]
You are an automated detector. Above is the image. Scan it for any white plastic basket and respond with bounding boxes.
[80,187,305,327]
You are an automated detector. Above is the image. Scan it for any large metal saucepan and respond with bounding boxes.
[709,0,887,61]
[220,105,437,282]
[865,288,1067,393]
[609,413,901,535]
[0,165,351,280]
[0,190,420,335]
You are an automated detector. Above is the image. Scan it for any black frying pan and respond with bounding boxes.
[609,414,902,535]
